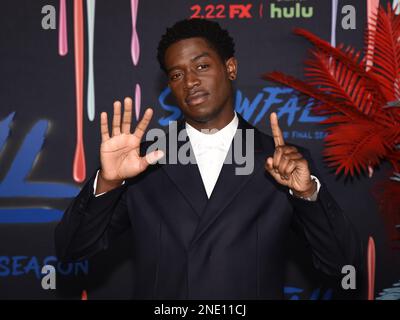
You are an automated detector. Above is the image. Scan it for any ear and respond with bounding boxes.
[225,57,238,80]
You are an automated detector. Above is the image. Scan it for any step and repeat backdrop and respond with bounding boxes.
[0,0,399,299]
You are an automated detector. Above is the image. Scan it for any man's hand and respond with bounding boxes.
[264,112,317,198]
[96,97,164,194]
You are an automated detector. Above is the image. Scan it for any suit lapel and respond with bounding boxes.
[189,116,269,247]
[161,120,208,217]
[159,115,273,248]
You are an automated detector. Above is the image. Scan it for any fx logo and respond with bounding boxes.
[229,4,252,19]
[41,265,56,290]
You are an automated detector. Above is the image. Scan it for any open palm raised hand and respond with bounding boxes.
[99,97,164,183]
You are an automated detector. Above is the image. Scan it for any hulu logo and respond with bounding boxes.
[270,3,313,19]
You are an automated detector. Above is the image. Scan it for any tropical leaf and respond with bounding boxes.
[263,4,400,248]
[262,72,369,121]
[365,3,400,101]
[304,49,382,118]
[263,4,400,178]
[262,72,399,176]
[293,28,390,105]
[323,121,390,176]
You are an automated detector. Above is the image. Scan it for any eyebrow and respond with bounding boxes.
[167,52,211,74]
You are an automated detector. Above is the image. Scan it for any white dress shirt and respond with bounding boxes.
[94,112,320,200]
[185,113,239,198]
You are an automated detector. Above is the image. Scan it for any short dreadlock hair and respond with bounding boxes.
[157,19,235,73]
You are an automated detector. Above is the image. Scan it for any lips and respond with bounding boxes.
[185,91,209,106]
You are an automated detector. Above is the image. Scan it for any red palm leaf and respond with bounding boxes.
[304,49,382,119]
[293,28,390,105]
[323,121,391,176]
[263,4,400,177]
[262,72,370,121]
[261,74,391,175]
[365,3,400,101]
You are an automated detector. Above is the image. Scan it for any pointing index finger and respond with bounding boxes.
[270,112,285,147]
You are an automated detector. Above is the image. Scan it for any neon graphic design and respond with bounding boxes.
[330,0,338,47]
[135,83,141,120]
[81,290,88,300]
[368,236,376,300]
[366,0,379,70]
[376,281,400,300]
[87,0,96,121]
[394,0,400,15]
[284,286,332,300]
[131,0,140,66]
[0,113,80,223]
[58,0,68,56]
[73,0,86,183]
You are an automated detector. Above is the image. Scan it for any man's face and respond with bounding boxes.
[164,37,237,129]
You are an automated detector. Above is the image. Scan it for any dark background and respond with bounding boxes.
[0,0,399,299]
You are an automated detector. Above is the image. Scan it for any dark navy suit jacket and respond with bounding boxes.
[55,115,361,299]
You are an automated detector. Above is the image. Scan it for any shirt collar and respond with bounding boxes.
[185,112,239,150]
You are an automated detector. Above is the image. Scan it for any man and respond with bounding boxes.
[55,19,361,299]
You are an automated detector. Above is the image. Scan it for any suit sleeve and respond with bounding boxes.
[289,148,363,277]
[54,170,131,262]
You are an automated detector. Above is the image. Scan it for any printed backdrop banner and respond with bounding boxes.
[0,0,399,299]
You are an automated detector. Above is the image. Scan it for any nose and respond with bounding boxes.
[184,70,200,91]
